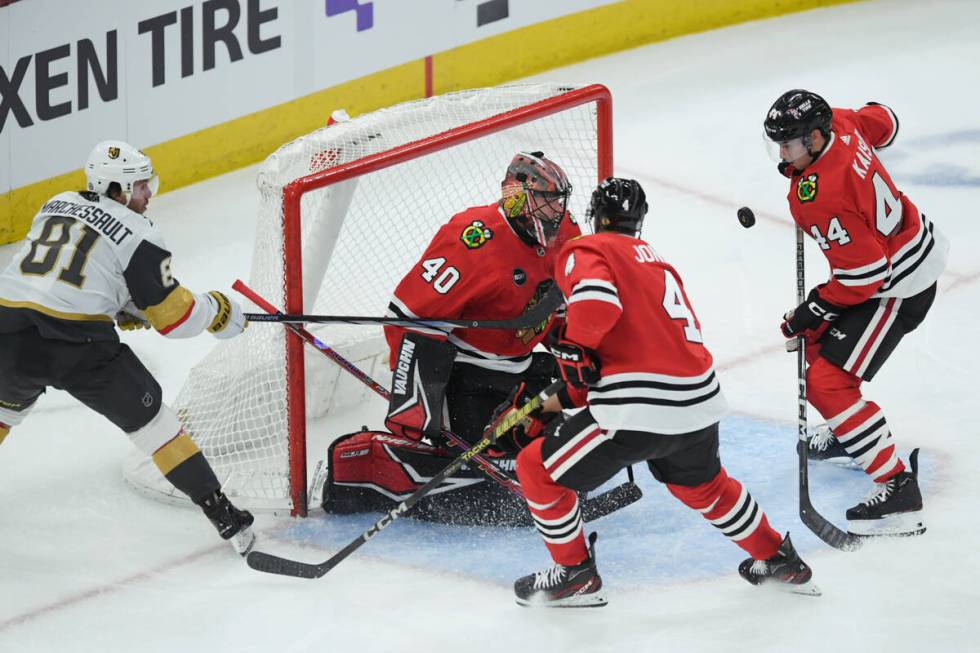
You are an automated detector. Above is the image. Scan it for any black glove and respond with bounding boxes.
[550,333,600,387]
[780,288,843,338]
[487,382,548,455]
[115,310,150,331]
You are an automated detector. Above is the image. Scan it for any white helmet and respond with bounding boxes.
[85,140,159,202]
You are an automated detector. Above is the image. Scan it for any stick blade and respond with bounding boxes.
[246,550,326,579]
[800,502,864,552]
[582,482,643,522]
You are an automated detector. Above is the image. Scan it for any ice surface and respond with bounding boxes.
[2,1,979,651]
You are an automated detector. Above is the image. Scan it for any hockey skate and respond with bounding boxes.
[807,424,859,468]
[738,533,820,596]
[846,448,925,538]
[514,532,607,608]
[195,490,256,555]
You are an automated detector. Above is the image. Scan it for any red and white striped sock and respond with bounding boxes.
[516,439,588,566]
[668,467,782,560]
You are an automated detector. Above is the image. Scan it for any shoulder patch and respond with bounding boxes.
[460,220,493,249]
[797,173,818,203]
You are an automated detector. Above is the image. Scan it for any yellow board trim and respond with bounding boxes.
[0,0,859,245]
[0,297,113,323]
[152,432,201,476]
[0,425,9,446]
[144,285,196,333]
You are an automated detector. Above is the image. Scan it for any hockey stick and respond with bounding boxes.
[794,227,863,552]
[233,280,522,497]
[242,283,563,330]
[233,280,641,521]
[246,380,567,578]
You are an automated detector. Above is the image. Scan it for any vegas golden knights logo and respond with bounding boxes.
[108,146,120,159]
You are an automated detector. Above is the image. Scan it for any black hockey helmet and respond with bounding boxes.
[588,177,648,237]
[764,90,833,143]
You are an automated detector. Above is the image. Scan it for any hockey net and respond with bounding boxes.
[123,83,612,515]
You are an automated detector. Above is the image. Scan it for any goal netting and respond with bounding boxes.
[123,83,612,515]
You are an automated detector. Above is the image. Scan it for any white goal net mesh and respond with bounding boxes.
[123,83,605,513]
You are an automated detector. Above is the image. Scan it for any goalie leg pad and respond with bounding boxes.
[385,333,455,440]
[323,430,531,526]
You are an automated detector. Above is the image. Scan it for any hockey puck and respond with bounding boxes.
[737,206,756,228]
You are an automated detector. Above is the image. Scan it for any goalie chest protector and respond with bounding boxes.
[322,430,531,526]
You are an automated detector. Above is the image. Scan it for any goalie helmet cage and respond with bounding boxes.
[123,83,613,516]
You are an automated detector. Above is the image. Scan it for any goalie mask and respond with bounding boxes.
[588,177,648,237]
[85,140,159,205]
[500,151,572,247]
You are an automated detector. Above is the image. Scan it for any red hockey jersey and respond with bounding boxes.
[554,232,727,435]
[785,103,948,307]
[385,203,580,373]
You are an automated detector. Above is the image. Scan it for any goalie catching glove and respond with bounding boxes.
[487,382,550,455]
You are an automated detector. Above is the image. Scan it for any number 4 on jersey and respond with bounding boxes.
[809,216,851,250]
[662,270,702,343]
[420,257,460,294]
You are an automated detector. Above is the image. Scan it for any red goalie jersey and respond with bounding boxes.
[554,232,728,435]
[785,103,948,307]
[385,203,580,373]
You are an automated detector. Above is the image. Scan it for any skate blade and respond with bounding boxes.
[231,528,256,556]
[759,578,822,597]
[811,455,863,470]
[848,511,926,538]
[516,590,609,608]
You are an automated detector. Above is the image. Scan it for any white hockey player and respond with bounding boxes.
[0,140,255,555]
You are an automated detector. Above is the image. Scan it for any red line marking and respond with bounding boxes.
[424,56,433,98]
[0,544,224,633]
[615,165,795,228]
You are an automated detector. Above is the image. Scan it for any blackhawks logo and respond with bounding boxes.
[797,174,818,203]
[460,220,493,249]
[515,280,555,344]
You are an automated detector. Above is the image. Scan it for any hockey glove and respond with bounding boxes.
[207,291,247,339]
[115,310,150,331]
[487,382,548,456]
[550,336,600,388]
[780,288,843,339]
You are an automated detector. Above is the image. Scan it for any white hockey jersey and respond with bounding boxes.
[0,191,222,341]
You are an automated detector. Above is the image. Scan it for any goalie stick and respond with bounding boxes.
[242,283,563,330]
[232,280,641,520]
[246,380,567,579]
[792,226,863,552]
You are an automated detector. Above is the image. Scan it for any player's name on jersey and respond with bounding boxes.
[39,199,135,246]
